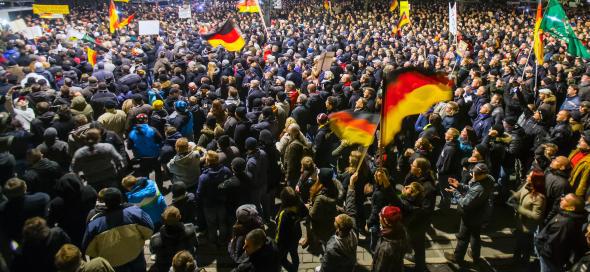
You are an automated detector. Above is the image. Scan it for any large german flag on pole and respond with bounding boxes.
[87,47,97,67]
[533,0,544,65]
[201,20,246,52]
[109,0,119,34]
[381,68,452,146]
[329,110,380,147]
[237,0,260,13]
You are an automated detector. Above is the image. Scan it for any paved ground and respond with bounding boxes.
[144,182,524,272]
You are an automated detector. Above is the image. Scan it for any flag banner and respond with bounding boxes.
[389,0,398,12]
[449,2,457,35]
[32,4,70,15]
[109,0,119,33]
[540,0,590,59]
[87,47,97,67]
[381,68,453,146]
[201,20,246,52]
[39,13,64,19]
[138,20,160,35]
[114,0,129,2]
[329,110,379,147]
[533,0,544,64]
[237,0,260,13]
[117,14,135,29]
[399,0,409,16]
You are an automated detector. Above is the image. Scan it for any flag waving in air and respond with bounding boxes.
[109,0,119,33]
[380,68,453,146]
[329,110,380,147]
[201,20,246,52]
[87,47,97,67]
[533,0,544,65]
[389,0,398,12]
[540,0,590,59]
[117,13,135,29]
[237,0,260,13]
[323,0,331,11]
[393,13,411,36]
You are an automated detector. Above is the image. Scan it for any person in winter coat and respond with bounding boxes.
[399,182,428,271]
[363,168,401,252]
[283,124,310,187]
[245,137,269,216]
[472,103,494,140]
[5,87,35,132]
[149,206,198,272]
[228,204,264,263]
[313,113,339,168]
[546,110,574,156]
[82,188,154,271]
[167,137,201,191]
[20,148,63,197]
[128,113,163,187]
[233,228,281,272]
[445,163,494,266]
[570,224,590,272]
[317,214,357,272]
[10,217,71,272]
[48,173,97,247]
[0,178,50,243]
[54,244,116,272]
[436,128,462,208]
[122,175,167,228]
[36,127,70,171]
[149,100,168,137]
[543,156,572,223]
[197,151,232,246]
[275,187,308,272]
[70,95,94,122]
[71,128,125,190]
[509,170,546,267]
[168,100,194,141]
[569,131,590,199]
[372,206,408,272]
[169,182,198,225]
[309,168,339,247]
[97,100,127,139]
[535,193,586,272]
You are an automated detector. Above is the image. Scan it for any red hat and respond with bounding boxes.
[135,113,148,123]
[380,206,401,226]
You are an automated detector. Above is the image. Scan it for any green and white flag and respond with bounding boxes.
[540,0,590,59]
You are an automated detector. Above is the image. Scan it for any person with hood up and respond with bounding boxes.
[316,213,357,272]
[127,113,163,187]
[48,173,97,247]
[228,204,264,263]
[371,206,408,272]
[149,206,198,272]
[5,86,35,132]
[122,175,167,229]
[70,95,94,123]
[168,137,201,191]
[168,100,194,141]
[36,127,70,171]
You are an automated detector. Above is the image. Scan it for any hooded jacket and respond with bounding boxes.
[70,96,94,122]
[167,151,201,189]
[48,173,97,246]
[126,178,167,225]
[319,231,358,272]
[21,158,63,197]
[149,223,197,272]
[128,123,161,158]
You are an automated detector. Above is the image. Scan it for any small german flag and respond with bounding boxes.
[201,20,246,52]
[237,0,260,13]
[323,0,331,10]
[329,110,379,147]
[380,68,452,146]
[116,13,135,30]
[389,0,398,12]
[87,47,97,67]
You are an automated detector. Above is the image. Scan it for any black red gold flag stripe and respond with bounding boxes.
[329,110,379,147]
[201,20,246,52]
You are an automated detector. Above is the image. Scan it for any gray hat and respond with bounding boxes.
[236,204,259,223]
[472,163,489,175]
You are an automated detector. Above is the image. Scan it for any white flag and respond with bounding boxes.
[449,2,457,35]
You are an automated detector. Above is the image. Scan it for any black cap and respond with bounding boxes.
[102,187,123,209]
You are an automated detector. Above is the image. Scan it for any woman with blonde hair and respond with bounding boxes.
[208,99,227,125]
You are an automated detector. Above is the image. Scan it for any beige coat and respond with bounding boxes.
[513,186,546,234]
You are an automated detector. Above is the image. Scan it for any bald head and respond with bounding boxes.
[550,156,570,171]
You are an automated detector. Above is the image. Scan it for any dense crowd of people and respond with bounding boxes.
[1,0,590,271]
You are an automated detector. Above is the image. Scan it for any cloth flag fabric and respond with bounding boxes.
[389,0,398,12]
[201,20,246,52]
[109,0,119,34]
[87,47,97,67]
[329,110,380,147]
[381,69,453,146]
[449,2,457,36]
[533,0,544,65]
[237,0,260,13]
[116,14,135,29]
[323,0,331,11]
[540,0,590,59]
[393,13,410,36]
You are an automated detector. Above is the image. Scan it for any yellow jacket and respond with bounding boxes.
[568,149,590,198]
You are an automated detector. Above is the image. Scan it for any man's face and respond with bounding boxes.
[556,111,569,123]
[567,86,577,97]
[559,194,574,211]
[243,238,257,256]
[578,137,590,151]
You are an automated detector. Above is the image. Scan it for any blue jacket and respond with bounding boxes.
[126,178,167,225]
[560,95,580,112]
[128,124,161,158]
[473,113,493,140]
[82,205,154,267]
[197,164,232,206]
[168,111,194,138]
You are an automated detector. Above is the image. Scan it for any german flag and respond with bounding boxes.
[109,0,119,34]
[533,0,544,65]
[329,110,379,147]
[381,68,452,146]
[87,47,97,67]
[389,0,398,12]
[201,20,246,52]
[237,0,260,13]
[116,13,135,30]
[323,0,331,10]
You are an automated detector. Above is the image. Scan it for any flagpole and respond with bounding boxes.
[534,60,539,93]
[521,48,533,81]
[256,0,270,38]
[355,146,369,173]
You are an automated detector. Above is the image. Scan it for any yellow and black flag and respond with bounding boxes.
[201,20,246,52]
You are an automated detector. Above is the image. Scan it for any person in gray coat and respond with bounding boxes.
[167,137,201,191]
[317,214,357,272]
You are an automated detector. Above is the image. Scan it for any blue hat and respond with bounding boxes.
[245,137,257,150]
[175,100,188,112]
